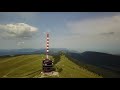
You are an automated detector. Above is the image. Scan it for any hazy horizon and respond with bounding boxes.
[0,12,120,54]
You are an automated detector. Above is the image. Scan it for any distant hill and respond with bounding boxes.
[34,48,69,55]
[67,51,120,66]
[67,51,120,78]
[0,48,69,56]
[0,49,38,56]
[81,51,120,66]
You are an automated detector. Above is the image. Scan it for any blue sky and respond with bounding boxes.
[0,12,120,54]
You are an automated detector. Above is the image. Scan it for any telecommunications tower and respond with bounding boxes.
[42,33,53,72]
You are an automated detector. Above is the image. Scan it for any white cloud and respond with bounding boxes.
[67,15,120,36]
[17,42,25,46]
[0,23,38,39]
[62,15,120,54]
[65,14,120,44]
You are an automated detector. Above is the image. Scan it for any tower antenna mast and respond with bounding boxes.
[46,32,49,60]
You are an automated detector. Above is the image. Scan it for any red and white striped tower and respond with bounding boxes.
[46,32,49,59]
[42,32,53,72]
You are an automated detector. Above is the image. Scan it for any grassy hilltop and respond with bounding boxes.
[0,54,102,78]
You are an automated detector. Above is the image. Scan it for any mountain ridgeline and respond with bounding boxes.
[0,54,102,78]
[66,51,120,78]
[0,49,120,78]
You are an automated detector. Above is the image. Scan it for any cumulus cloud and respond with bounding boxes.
[0,23,38,39]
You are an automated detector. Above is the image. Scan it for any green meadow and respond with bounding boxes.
[0,54,102,78]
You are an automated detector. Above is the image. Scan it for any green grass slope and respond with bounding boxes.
[54,55,102,78]
[66,54,120,78]
[0,54,46,78]
[0,54,102,78]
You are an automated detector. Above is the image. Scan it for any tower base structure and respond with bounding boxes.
[42,59,54,72]
[40,71,59,78]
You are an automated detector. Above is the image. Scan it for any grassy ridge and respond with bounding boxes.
[0,55,45,78]
[55,55,102,78]
[66,54,120,78]
[0,54,102,78]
